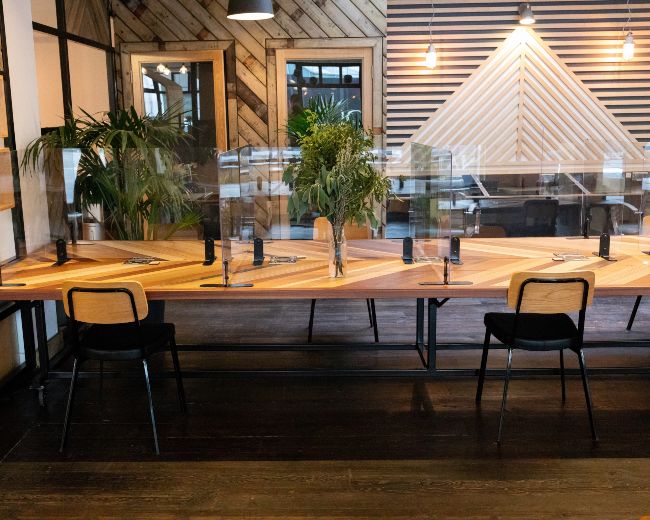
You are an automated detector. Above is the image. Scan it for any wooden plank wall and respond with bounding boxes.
[111,0,387,149]
[387,0,650,150]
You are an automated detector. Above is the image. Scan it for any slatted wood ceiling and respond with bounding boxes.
[111,0,387,148]
[397,27,647,169]
[387,0,650,150]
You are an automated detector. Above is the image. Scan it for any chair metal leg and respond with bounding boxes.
[370,299,379,343]
[560,350,566,403]
[626,295,642,331]
[497,349,513,444]
[308,299,316,343]
[60,357,81,453]
[366,299,373,327]
[170,337,186,414]
[476,329,491,402]
[143,360,159,455]
[578,349,598,441]
[99,360,103,415]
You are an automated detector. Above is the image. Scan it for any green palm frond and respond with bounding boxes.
[22,104,202,241]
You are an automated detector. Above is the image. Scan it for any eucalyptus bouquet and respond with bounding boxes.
[282,102,392,276]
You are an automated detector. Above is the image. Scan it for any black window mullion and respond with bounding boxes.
[0,0,25,260]
[55,0,72,119]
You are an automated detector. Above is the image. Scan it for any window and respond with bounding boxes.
[141,61,216,148]
[273,46,374,147]
[286,61,362,125]
[32,0,114,132]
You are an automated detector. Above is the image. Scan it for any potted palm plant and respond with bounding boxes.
[22,106,202,241]
[282,98,393,277]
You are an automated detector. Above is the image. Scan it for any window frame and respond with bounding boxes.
[130,50,228,153]
[32,0,115,127]
[275,48,373,147]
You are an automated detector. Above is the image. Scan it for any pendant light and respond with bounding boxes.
[163,67,171,76]
[157,63,165,73]
[425,0,436,69]
[227,0,274,20]
[622,0,634,61]
[141,67,147,74]
[518,3,535,24]
[179,64,188,74]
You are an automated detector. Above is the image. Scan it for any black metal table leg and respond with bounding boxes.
[415,298,425,365]
[427,299,437,373]
[627,295,642,331]
[370,299,379,343]
[34,300,49,406]
[20,302,37,371]
[426,298,449,374]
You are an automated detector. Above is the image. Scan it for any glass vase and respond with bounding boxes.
[328,227,347,278]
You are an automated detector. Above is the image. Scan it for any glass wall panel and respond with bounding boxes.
[68,41,110,116]
[31,0,58,28]
[408,143,452,282]
[65,0,110,46]
[33,31,64,128]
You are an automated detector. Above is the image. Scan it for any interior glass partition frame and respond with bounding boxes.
[215,146,306,286]
[407,143,458,285]
[581,140,646,256]
[1,146,221,286]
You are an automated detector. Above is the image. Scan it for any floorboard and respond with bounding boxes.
[1,297,650,517]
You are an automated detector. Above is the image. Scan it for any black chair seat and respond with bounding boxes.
[484,312,578,351]
[78,323,176,361]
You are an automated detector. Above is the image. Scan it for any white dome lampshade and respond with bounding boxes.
[518,3,535,24]
[227,0,274,20]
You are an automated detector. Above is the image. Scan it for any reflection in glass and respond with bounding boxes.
[141,62,216,148]
[286,60,362,125]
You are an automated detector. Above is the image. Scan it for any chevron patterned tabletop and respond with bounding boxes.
[2,237,650,301]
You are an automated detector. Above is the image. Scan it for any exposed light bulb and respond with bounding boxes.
[157,63,165,72]
[163,67,171,76]
[180,64,188,74]
[623,31,634,61]
[518,3,535,24]
[141,67,147,74]
[425,43,437,69]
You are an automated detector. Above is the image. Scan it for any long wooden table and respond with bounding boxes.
[3,236,650,300]
[2,236,650,398]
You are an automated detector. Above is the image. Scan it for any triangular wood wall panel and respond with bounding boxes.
[397,28,646,167]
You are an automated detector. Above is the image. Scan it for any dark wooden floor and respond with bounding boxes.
[1,297,650,518]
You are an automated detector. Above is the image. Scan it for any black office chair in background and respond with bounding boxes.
[522,199,559,237]
[475,270,598,443]
[60,280,186,455]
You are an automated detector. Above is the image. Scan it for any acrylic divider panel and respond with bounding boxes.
[217,147,307,284]
[582,140,647,257]
[635,144,650,252]
[409,143,453,284]
[217,147,252,284]
[4,146,219,275]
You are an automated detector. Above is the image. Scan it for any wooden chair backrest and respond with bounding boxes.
[643,215,650,236]
[62,281,149,324]
[507,271,595,313]
[313,217,372,240]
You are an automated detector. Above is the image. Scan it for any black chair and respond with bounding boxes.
[475,270,598,443]
[60,280,186,454]
[522,199,558,237]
